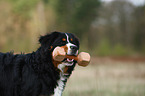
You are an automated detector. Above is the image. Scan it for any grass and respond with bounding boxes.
[63,58,145,96]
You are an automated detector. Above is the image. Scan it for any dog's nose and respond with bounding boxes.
[70,46,78,51]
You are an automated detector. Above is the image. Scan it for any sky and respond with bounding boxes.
[101,0,145,6]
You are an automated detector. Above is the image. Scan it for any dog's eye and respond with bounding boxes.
[62,38,66,41]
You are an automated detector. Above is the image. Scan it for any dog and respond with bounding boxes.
[0,31,80,96]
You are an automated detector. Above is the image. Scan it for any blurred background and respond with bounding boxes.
[0,0,145,96]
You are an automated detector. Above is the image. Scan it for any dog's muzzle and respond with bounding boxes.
[66,43,78,56]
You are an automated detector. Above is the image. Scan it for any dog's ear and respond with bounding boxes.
[39,32,60,46]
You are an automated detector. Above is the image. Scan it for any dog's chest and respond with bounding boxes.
[53,74,67,96]
[53,61,74,96]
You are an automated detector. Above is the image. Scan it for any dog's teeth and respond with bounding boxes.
[67,58,74,62]
[64,62,73,66]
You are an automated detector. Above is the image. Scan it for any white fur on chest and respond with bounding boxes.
[53,63,71,96]
[53,74,67,96]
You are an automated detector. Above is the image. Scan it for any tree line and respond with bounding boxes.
[0,0,144,56]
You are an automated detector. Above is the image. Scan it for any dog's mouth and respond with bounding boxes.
[63,47,79,65]
[57,58,74,76]
[52,45,79,75]
[62,58,74,66]
[58,54,77,76]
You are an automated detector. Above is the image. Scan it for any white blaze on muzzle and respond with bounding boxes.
[66,43,78,56]
[65,33,78,56]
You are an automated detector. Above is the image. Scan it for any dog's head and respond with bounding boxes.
[39,31,80,74]
[39,31,79,56]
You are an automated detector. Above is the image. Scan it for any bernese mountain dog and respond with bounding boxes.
[0,31,79,96]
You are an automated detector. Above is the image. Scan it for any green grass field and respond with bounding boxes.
[63,58,145,96]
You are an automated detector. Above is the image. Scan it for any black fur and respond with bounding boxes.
[0,32,79,96]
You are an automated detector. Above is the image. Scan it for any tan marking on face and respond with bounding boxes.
[60,45,68,53]
[70,38,73,41]
[50,46,53,49]
[52,59,61,72]
[62,38,66,41]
